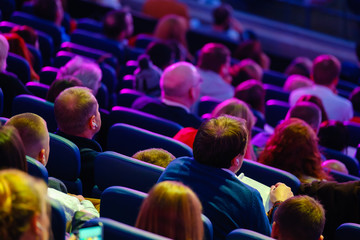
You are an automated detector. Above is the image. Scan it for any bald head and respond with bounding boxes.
[286,102,322,133]
[54,87,100,138]
[0,34,9,72]
[6,113,50,164]
[161,62,201,107]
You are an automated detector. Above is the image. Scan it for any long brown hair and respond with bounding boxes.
[259,118,330,182]
[136,181,203,240]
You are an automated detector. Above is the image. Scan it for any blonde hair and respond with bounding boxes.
[0,169,48,240]
[136,181,203,240]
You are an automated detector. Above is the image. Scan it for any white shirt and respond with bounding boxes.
[289,85,353,122]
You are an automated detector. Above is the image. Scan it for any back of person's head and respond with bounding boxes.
[54,87,99,136]
[154,14,188,47]
[193,115,248,168]
[285,102,322,133]
[11,25,39,48]
[230,59,263,87]
[132,148,176,168]
[272,195,325,240]
[6,113,50,165]
[318,120,349,152]
[283,74,313,92]
[234,40,263,64]
[57,56,102,95]
[259,118,328,182]
[146,41,175,70]
[0,169,49,240]
[211,98,255,133]
[46,76,83,102]
[234,79,265,114]
[33,0,63,26]
[296,95,329,122]
[212,4,232,28]
[198,43,230,74]
[0,126,27,172]
[284,57,313,78]
[322,159,349,174]
[349,86,360,113]
[136,181,203,240]
[312,54,341,86]
[0,34,9,72]
[103,9,133,40]
[161,61,201,107]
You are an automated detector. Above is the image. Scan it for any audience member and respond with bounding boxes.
[46,76,83,102]
[0,34,31,117]
[0,169,49,240]
[234,79,266,128]
[259,118,331,183]
[230,59,263,87]
[146,41,175,70]
[234,40,270,70]
[159,115,293,239]
[33,0,64,27]
[271,195,325,240]
[11,25,39,49]
[56,56,102,95]
[296,94,329,122]
[142,0,189,20]
[290,54,353,121]
[54,87,102,196]
[134,54,162,97]
[103,9,134,43]
[0,125,27,171]
[210,3,243,41]
[349,86,360,123]
[197,43,234,101]
[4,32,39,82]
[132,148,175,168]
[283,74,313,92]
[318,120,349,153]
[322,160,349,174]
[136,181,203,240]
[5,113,100,223]
[132,62,202,128]
[284,57,313,78]
[153,14,190,61]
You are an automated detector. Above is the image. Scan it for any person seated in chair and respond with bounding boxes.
[132,61,202,128]
[54,87,102,196]
[103,9,134,44]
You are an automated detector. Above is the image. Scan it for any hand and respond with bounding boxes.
[270,182,293,203]
[68,193,86,202]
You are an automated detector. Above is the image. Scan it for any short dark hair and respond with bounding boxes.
[146,41,174,70]
[33,0,60,23]
[234,79,265,113]
[350,86,360,112]
[212,4,232,26]
[198,43,230,73]
[318,120,349,152]
[312,55,340,86]
[46,76,83,102]
[193,116,248,168]
[274,195,325,240]
[103,10,130,39]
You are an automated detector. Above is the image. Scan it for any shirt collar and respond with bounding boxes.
[162,98,190,113]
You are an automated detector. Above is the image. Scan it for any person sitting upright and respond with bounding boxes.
[290,54,353,121]
[103,9,133,44]
[132,61,202,128]
[54,87,102,196]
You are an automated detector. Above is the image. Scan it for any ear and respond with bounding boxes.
[228,156,242,173]
[30,213,42,235]
[88,115,97,130]
[319,235,324,240]
[271,221,279,238]
[38,149,47,166]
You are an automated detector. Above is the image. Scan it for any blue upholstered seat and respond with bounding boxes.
[25,82,49,99]
[227,228,275,240]
[263,84,290,102]
[321,147,360,177]
[39,66,58,85]
[6,52,31,84]
[265,99,290,128]
[197,96,222,117]
[50,199,66,240]
[27,155,48,183]
[336,223,360,240]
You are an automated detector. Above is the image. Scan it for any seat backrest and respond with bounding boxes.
[39,66,58,85]
[106,123,193,158]
[241,159,301,194]
[76,18,103,33]
[336,223,360,240]
[50,199,67,240]
[47,133,82,194]
[12,94,57,132]
[110,106,183,137]
[265,99,290,128]
[26,82,49,99]
[94,151,164,193]
[227,229,275,240]
[197,96,222,117]
[117,88,145,107]
[101,186,214,240]
[0,88,3,116]
[6,52,31,84]
[263,84,290,102]
[325,168,360,183]
[26,155,48,183]
[321,147,360,177]
[84,217,171,240]
[262,70,287,87]
[344,121,360,148]
[27,43,42,72]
